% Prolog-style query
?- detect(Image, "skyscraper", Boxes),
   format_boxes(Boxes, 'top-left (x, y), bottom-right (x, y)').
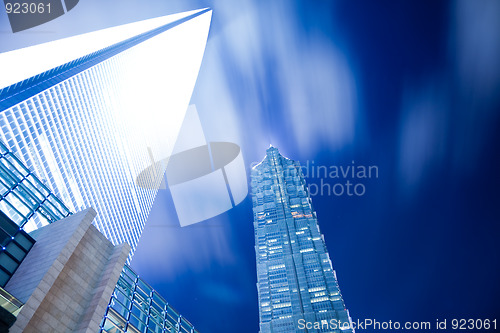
top-left (0, 8), bottom-right (212, 260)
top-left (0, 137), bottom-right (132, 332)
top-left (0, 137), bottom-right (199, 332)
top-left (251, 147), bottom-right (353, 333)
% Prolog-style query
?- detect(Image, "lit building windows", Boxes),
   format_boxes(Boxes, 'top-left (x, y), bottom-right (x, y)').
top-left (251, 147), bottom-right (353, 333)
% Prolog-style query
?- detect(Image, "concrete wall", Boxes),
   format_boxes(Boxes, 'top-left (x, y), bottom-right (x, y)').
top-left (5, 208), bottom-right (130, 333)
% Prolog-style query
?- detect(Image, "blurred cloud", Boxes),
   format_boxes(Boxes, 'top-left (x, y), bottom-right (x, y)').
top-left (452, 0), bottom-right (500, 103)
top-left (192, 1), bottom-right (357, 158)
top-left (397, 0), bottom-right (500, 195)
top-left (398, 79), bottom-right (449, 192)
top-left (448, 0), bottom-right (500, 171)
top-left (265, 2), bottom-right (357, 155)
top-left (134, 228), bottom-right (236, 282)
top-left (192, 0), bottom-right (269, 155)
top-left (131, 191), bottom-right (237, 282)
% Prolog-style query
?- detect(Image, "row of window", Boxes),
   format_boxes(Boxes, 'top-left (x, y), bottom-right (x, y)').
top-left (0, 57), bottom-right (156, 261)
top-left (101, 265), bottom-right (199, 333)
top-left (0, 140), bottom-right (71, 229)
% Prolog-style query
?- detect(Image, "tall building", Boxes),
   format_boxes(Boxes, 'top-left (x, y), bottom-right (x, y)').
top-left (0, 8), bottom-right (212, 261)
top-left (0, 138), bottom-right (131, 332)
top-left (0, 138), bottom-right (199, 332)
top-left (251, 147), bottom-right (353, 333)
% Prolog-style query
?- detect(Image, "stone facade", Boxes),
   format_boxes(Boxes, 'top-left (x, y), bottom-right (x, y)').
top-left (4, 208), bottom-right (130, 333)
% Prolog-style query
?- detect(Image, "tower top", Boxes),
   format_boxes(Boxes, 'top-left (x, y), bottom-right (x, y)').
top-left (266, 145), bottom-right (278, 153)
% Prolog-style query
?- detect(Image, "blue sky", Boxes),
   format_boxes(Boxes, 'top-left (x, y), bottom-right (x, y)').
top-left (134, 1), bottom-right (500, 331)
top-left (2, 1), bottom-right (499, 332)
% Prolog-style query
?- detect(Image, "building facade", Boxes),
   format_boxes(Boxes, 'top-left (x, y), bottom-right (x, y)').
top-left (0, 139), bottom-right (71, 232)
top-left (0, 8), bottom-right (212, 261)
top-left (0, 138), bottom-right (71, 288)
top-left (251, 147), bottom-right (353, 333)
top-left (6, 208), bottom-right (131, 333)
top-left (0, 9), bottom-right (211, 328)
top-left (0, 138), bottom-right (199, 332)
top-left (100, 265), bottom-right (199, 333)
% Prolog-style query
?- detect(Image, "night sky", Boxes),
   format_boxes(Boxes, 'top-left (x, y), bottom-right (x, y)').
top-left (132, 1), bottom-right (500, 332)
top-left (1, 1), bottom-right (499, 332)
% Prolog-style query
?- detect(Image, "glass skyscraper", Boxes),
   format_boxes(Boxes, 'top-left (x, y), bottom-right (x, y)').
top-left (251, 147), bottom-right (353, 333)
top-left (0, 135), bottom-right (199, 332)
top-left (0, 8), bottom-right (212, 261)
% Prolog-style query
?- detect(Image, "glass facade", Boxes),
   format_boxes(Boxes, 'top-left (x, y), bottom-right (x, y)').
top-left (0, 137), bottom-right (70, 287)
top-left (0, 286), bottom-right (22, 331)
top-left (0, 9), bottom-right (212, 262)
top-left (0, 135), bottom-right (198, 332)
top-left (251, 147), bottom-right (353, 333)
top-left (0, 139), bottom-right (71, 230)
top-left (0, 287), bottom-right (22, 317)
top-left (101, 265), bottom-right (199, 333)
top-left (0, 210), bottom-right (36, 287)
top-left (0, 136), bottom-right (68, 327)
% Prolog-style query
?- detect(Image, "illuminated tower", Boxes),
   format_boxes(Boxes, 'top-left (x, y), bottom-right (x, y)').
top-left (251, 146), bottom-right (353, 333)
top-left (0, 8), bottom-right (212, 261)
